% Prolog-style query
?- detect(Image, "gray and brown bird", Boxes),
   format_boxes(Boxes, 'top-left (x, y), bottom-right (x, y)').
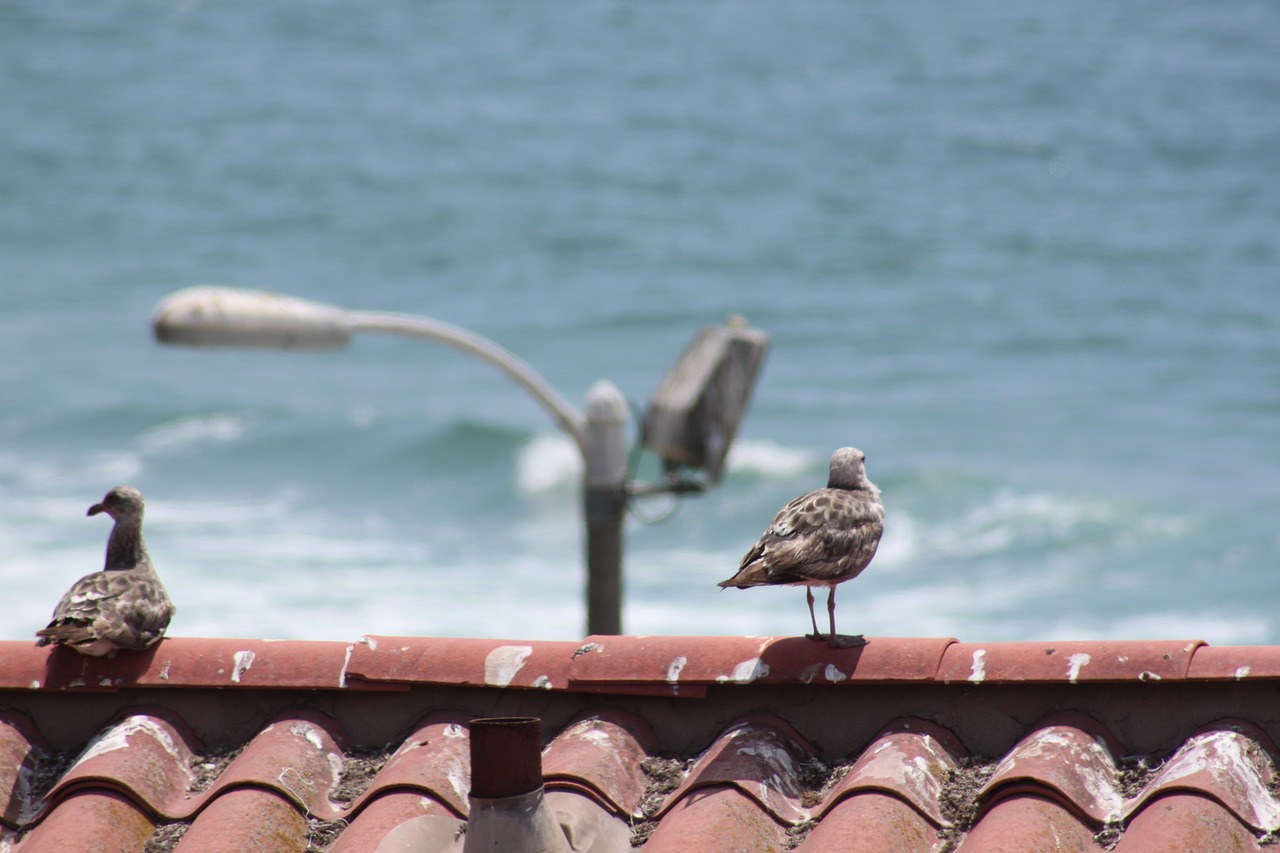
top-left (719, 447), bottom-right (883, 648)
top-left (36, 486), bottom-right (175, 657)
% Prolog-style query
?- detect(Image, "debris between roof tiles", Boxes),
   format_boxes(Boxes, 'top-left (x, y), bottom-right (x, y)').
top-left (630, 757), bottom-right (696, 846)
top-left (938, 757), bottom-right (998, 852)
top-left (329, 747), bottom-right (393, 804)
top-left (5, 635), bottom-right (1280, 851)
top-left (141, 822), bottom-right (187, 853)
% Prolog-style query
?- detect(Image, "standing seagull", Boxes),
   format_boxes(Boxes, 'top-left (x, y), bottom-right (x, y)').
top-left (720, 447), bottom-right (883, 648)
top-left (36, 486), bottom-right (175, 657)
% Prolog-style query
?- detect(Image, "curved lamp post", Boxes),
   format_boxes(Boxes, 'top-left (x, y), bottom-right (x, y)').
top-left (151, 286), bottom-right (629, 635)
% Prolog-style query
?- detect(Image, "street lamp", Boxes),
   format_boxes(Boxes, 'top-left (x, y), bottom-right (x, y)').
top-left (151, 286), bottom-right (767, 636)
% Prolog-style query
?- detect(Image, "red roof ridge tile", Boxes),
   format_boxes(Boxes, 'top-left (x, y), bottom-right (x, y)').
top-left (14, 638), bottom-right (1280, 695)
top-left (568, 635), bottom-right (961, 690)
top-left (347, 635), bottom-right (582, 691)
top-left (1186, 645), bottom-right (1280, 680)
top-left (937, 639), bottom-right (1205, 684)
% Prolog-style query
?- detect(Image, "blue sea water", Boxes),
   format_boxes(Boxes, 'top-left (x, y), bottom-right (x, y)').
top-left (2, 2), bottom-right (1278, 645)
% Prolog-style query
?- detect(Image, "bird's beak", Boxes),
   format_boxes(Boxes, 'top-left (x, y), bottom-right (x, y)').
top-left (87, 503), bottom-right (104, 516)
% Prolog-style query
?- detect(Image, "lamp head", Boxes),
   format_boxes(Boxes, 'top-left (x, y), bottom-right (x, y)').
top-left (151, 286), bottom-right (352, 350)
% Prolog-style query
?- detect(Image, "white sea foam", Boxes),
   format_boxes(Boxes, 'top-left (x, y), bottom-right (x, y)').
top-left (516, 433), bottom-right (581, 493)
top-left (1043, 612), bottom-right (1273, 645)
top-left (882, 490), bottom-right (1134, 566)
top-left (135, 414), bottom-right (245, 455)
top-left (724, 440), bottom-right (819, 478)
top-left (0, 451), bottom-right (142, 492)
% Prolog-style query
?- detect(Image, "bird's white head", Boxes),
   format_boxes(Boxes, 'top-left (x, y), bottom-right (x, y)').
top-left (827, 447), bottom-right (873, 491)
top-left (88, 485), bottom-right (146, 522)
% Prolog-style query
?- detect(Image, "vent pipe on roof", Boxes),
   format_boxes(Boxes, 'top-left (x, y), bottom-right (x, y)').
top-left (463, 717), bottom-right (571, 853)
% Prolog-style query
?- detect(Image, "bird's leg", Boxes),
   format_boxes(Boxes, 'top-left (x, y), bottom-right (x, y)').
top-left (826, 586), bottom-right (866, 649)
top-left (805, 587), bottom-right (825, 642)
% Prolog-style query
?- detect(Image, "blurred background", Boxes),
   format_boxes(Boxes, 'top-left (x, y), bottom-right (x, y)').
top-left (2, 2), bottom-right (1277, 643)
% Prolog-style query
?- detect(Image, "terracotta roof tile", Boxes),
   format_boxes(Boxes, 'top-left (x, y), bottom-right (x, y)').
top-left (641, 785), bottom-right (790, 852)
top-left (797, 791), bottom-right (944, 852)
top-left (175, 787), bottom-right (308, 852)
top-left (41, 709), bottom-right (199, 821)
top-left (570, 634), bottom-right (957, 689)
top-left (1115, 793), bottom-right (1267, 852)
top-left (817, 718), bottom-right (964, 828)
top-left (1186, 645), bottom-right (1280, 680)
top-left (329, 795), bottom-right (460, 853)
top-left (347, 712), bottom-right (472, 818)
top-left (1122, 721), bottom-right (1280, 833)
top-left (0, 711), bottom-right (45, 827)
top-left (937, 640), bottom-right (1203, 684)
top-left (5, 635), bottom-right (1280, 850)
top-left (541, 709), bottom-right (657, 817)
top-left (346, 636), bottom-right (581, 691)
top-left (978, 713), bottom-right (1126, 826)
top-left (952, 793), bottom-right (1106, 852)
top-left (197, 710), bottom-right (346, 821)
top-left (17, 790), bottom-right (156, 853)
top-left (657, 714), bottom-right (816, 825)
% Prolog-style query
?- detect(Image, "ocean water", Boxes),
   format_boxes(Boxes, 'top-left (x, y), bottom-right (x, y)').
top-left (2, 2), bottom-right (1278, 645)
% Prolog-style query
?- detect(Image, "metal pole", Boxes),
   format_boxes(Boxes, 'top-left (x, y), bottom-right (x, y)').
top-left (583, 381), bottom-right (629, 636)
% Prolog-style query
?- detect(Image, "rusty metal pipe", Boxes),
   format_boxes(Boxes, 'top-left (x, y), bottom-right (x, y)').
top-left (469, 716), bottom-right (544, 798)
top-left (464, 717), bottom-right (570, 853)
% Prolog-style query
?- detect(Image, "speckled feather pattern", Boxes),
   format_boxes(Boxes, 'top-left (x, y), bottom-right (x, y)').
top-left (720, 447), bottom-right (884, 590)
top-left (36, 486), bottom-right (175, 656)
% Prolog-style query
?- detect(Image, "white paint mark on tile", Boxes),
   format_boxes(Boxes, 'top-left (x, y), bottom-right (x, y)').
top-left (484, 645), bottom-right (533, 687)
top-left (291, 721), bottom-right (326, 752)
top-left (158, 661), bottom-right (171, 681)
top-left (447, 759), bottom-right (469, 803)
top-left (968, 649), bottom-right (987, 683)
top-left (1154, 730), bottom-right (1280, 831)
top-left (823, 664), bottom-right (847, 683)
top-left (716, 658), bottom-right (769, 683)
top-left (667, 656), bottom-right (688, 684)
top-left (1066, 653), bottom-right (1091, 684)
top-left (339, 644), bottom-right (354, 689)
top-left (531, 674), bottom-right (553, 690)
top-left (73, 717), bottom-right (192, 783)
top-left (1236, 665), bottom-right (1251, 681)
top-left (230, 650), bottom-right (256, 683)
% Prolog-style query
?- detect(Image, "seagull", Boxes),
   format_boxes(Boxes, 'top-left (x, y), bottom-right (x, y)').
top-left (36, 486), bottom-right (175, 657)
top-left (719, 447), bottom-right (884, 648)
